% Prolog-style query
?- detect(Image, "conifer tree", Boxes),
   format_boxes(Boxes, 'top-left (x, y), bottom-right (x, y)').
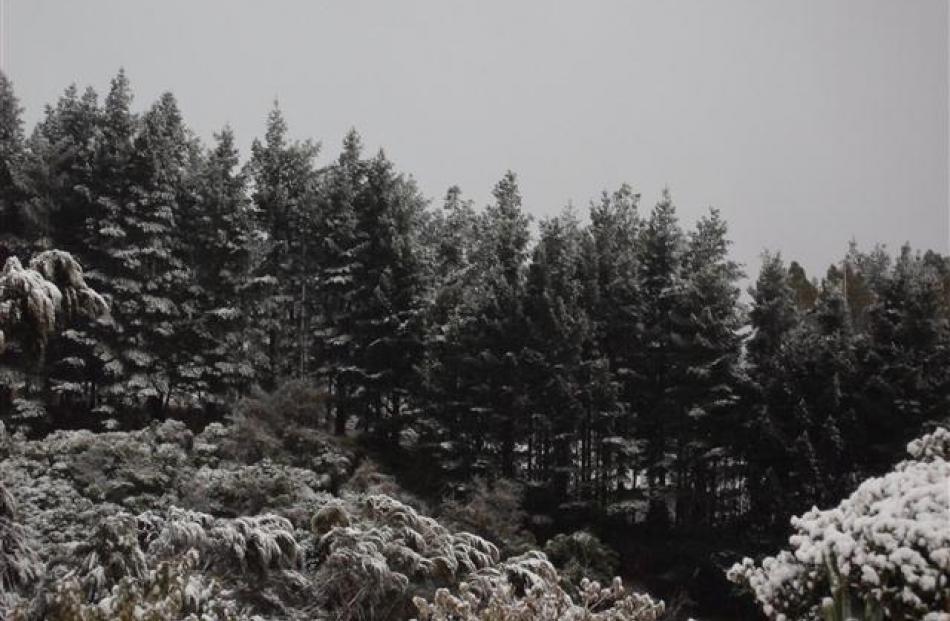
top-left (20, 84), bottom-right (101, 250)
top-left (523, 209), bottom-right (605, 507)
top-left (345, 149), bottom-right (427, 431)
top-left (246, 104), bottom-right (319, 387)
top-left (674, 208), bottom-right (744, 527)
top-left (312, 129), bottom-right (362, 434)
top-left (579, 185), bottom-right (641, 507)
top-left (787, 261), bottom-right (818, 311)
top-left (119, 91), bottom-right (197, 415)
top-left (633, 190), bottom-right (686, 526)
top-left (189, 127), bottom-right (260, 407)
top-left (746, 253), bottom-right (797, 368)
top-left (0, 72), bottom-right (27, 253)
top-left (479, 171), bottom-right (531, 477)
top-left (427, 172), bottom-right (531, 479)
top-left (743, 253), bottom-right (799, 530)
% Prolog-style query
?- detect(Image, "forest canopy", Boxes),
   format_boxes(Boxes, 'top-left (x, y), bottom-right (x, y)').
top-left (1, 69), bottom-right (949, 620)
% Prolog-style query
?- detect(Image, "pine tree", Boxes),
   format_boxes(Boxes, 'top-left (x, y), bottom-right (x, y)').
top-left (747, 253), bottom-right (797, 368)
top-left (428, 172), bottom-right (531, 479)
top-left (858, 245), bottom-right (950, 472)
top-left (119, 91), bottom-right (197, 415)
top-left (480, 172), bottom-right (531, 478)
top-left (579, 185), bottom-right (641, 509)
top-left (312, 129), bottom-right (364, 435)
top-left (674, 208), bottom-right (744, 527)
top-left (414, 185), bottom-right (483, 472)
top-left (0, 71), bottom-right (27, 255)
top-left (344, 149), bottom-right (427, 431)
top-left (523, 208), bottom-right (606, 508)
top-left (743, 253), bottom-right (798, 529)
top-left (20, 84), bottom-right (101, 250)
top-left (246, 103), bottom-right (319, 387)
top-left (188, 126), bottom-right (260, 408)
top-left (633, 189), bottom-right (686, 527)
top-left (787, 261), bottom-right (818, 311)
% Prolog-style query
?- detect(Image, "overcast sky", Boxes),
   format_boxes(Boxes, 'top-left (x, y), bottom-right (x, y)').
top-left (3, 0), bottom-right (948, 280)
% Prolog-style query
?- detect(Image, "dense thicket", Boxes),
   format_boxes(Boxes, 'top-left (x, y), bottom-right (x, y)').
top-left (2, 71), bottom-right (949, 611)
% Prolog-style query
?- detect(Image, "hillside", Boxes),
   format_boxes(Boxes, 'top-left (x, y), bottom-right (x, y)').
top-left (0, 385), bottom-right (665, 620)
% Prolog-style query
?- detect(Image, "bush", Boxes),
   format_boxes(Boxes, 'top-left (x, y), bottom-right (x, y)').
top-left (728, 426), bottom-right (950, 621)
top-left (313, 493), bottom-right (499, 620)
top-left (413, 551), bottom-right (665, 621)
top-left (0, 481), bottom-right (41, 597)
top-left (543, 531), bottom-right (619, 597)
top-left (440, 478), bottom-right (535, 555)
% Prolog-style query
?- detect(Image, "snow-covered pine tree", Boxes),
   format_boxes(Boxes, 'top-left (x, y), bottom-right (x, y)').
top-left (113, 91), bottom-right (200, 416)
top-left (412, 185), bottom-right (485, 472)
top-left (632, 190), bottom-right (687, 527)
top-left (743, 252), bottom-right (800, 530)
top-left (345, 149), bottom-right (427, 431)
top-left (74, 69), bottom-right (138, 423)
top-left (523, 208), bottom-right (606, 507)
top-left (857, 245), bottom-right (950, 473)
top-left (579, 185), bottom-right (641, 509)
top-left (187, 126), bottom-right (261, 409)
top-left (20, 84), bottom-right (101, 251)
top-left (0, 72), bottom-right (28, 255)
top-left (16, 85), bottom-right (111, 421)
top-left (313, 129), bottom-right (364, 434)
top-left (246, 103), bottom-right (320, 388)
top-left (476, 171), bottom-right (531, 478)
top-left (672, 208), bottom-right (744, 527)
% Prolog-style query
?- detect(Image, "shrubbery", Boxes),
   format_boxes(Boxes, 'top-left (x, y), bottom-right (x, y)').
top-left (728, 426), bottom-right (950, 621)
top-left (0, 387), bottom-right (666, 620)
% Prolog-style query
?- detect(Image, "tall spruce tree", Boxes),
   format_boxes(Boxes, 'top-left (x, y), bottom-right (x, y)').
top-left (312, 129), bottom-right (363, 434)
top-left (0, 72), bottom-right (27, 254)
top-left (523, 208), bottom-right (611, 509)
top-left (479, 171), bottom-right (531, 478)
top-left (580, 185), bottom-right (642, 510)
top-left (346, 148), bottom-right (427, 431)
top-left (744, 252), bottom-right (800, 530)
top-left (246, 103), bottom-right (319, 387)
top-left (674, 208), bottom-right (744, 528)
top-left (634, 189), bottom-right (686, 527)
top-left (188, 126), bottom-right (260, 407)
top-left (120, 91), bottom-right (196, 415)
top-left (19, 84), bottom-right (104, 419)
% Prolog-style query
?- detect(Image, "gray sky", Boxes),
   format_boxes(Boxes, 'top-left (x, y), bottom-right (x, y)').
top-left (3, 0), bottom-right (948, 280)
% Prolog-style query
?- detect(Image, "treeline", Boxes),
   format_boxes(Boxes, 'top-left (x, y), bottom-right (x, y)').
top-left (1, 70), bottom-right (948, 537)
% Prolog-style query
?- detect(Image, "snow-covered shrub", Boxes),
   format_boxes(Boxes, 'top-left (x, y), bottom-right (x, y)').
top-left (27, 250), bottom-right (108, 327)
top-left (311, 501), bottom-right (350, 535)
top-left (184, 459), bottom-right (328, 517)
top-left (19, 549), bottom-right (241, 621)
top-left (313, 493), bottom-right (500, 620)
top-left (0, 252), bottom-right (107, 359)
top-left (0, 481), bottom-right (41, 596)
top-left (224, 381), bottom-right (330, 462)
top-left (0, 257), bottom-right (62, 356)
top-left (22, 426), bottom-right (189, 511)
top-left (440, 477), bottom-right (535, 555)
top-left (345, 458), bottom-right (422, 506)
top-left (74, 512), bottom-right (147, 600)
top-left (543, 531), bottom-right (619, 597)
top-left (728, 426), bottom-right (950, 621)
top-left (141, 506), bottom-right (301, 575)
top-left (412, 551), bottom-right (665, 621)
